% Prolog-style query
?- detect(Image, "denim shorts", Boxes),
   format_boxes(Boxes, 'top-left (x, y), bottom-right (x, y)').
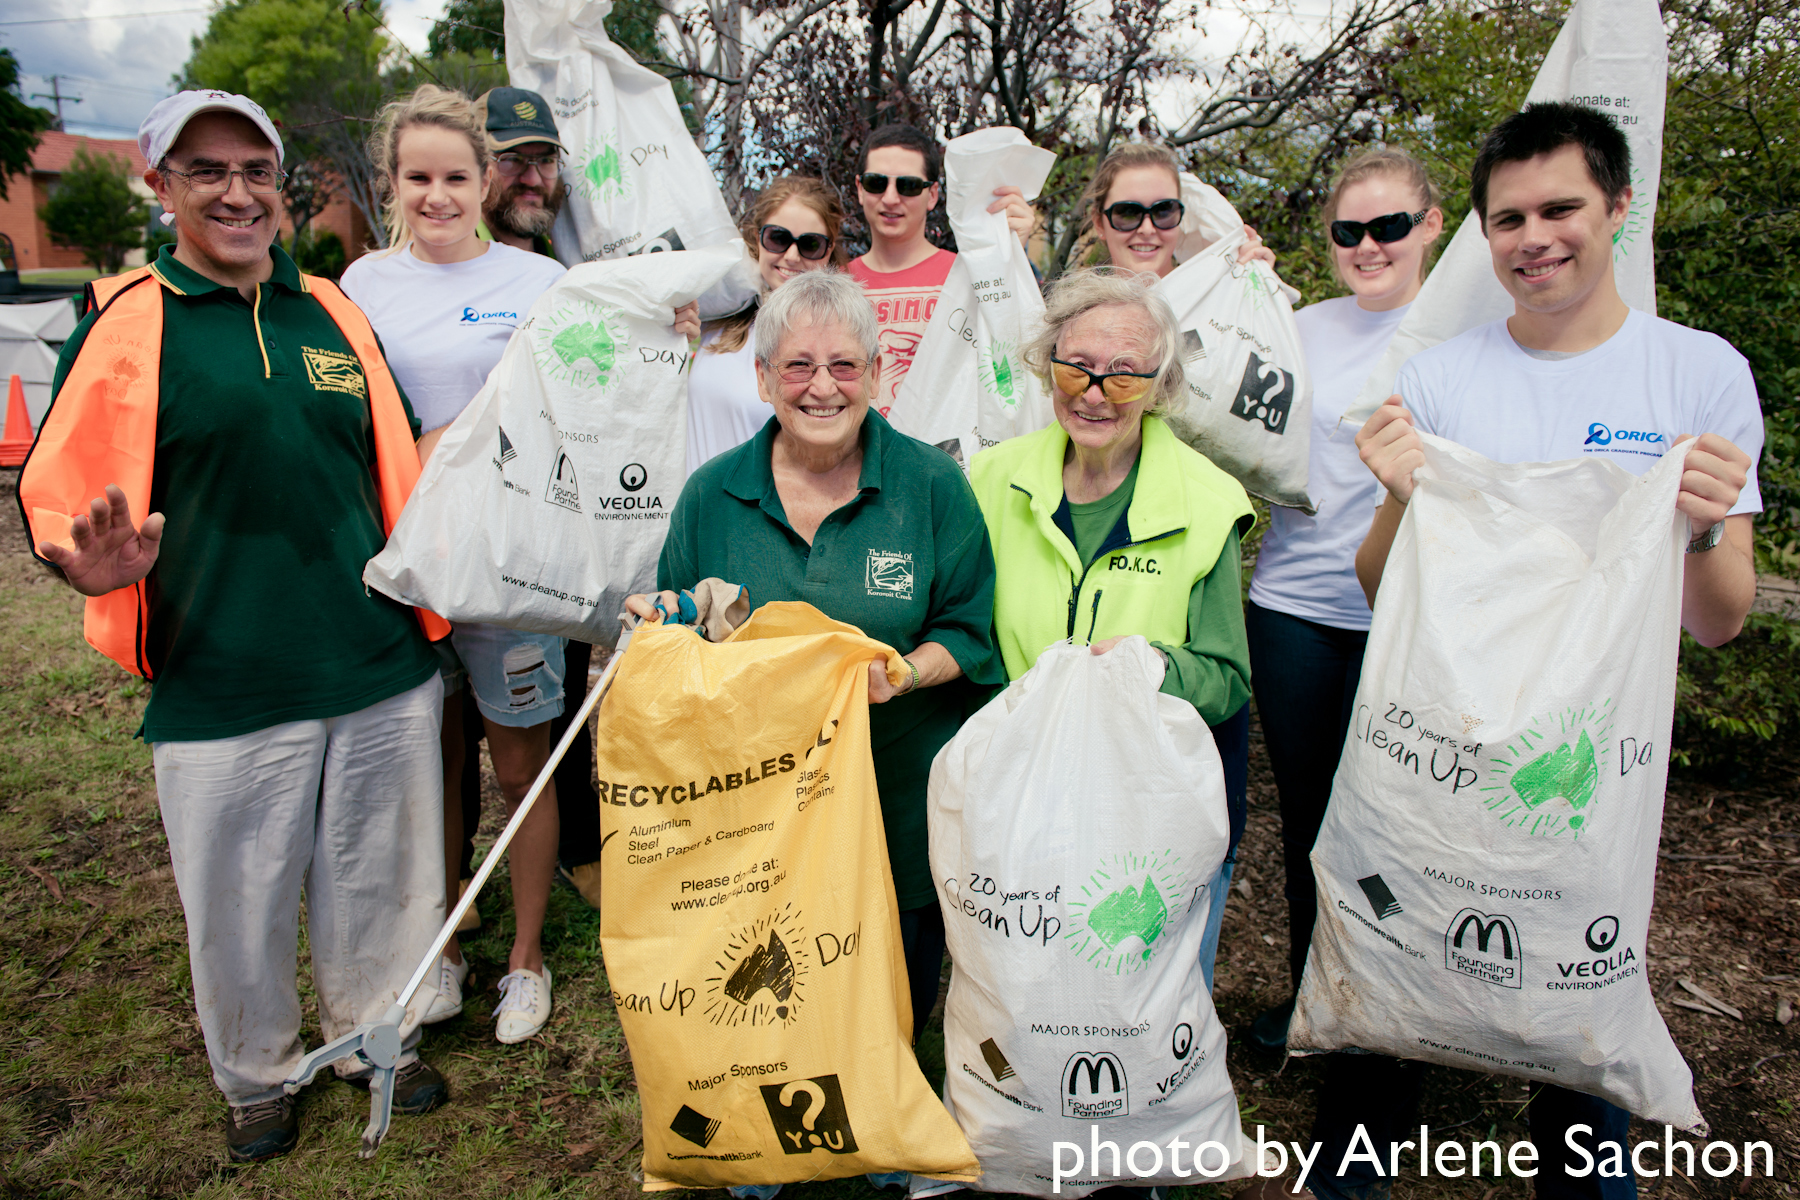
top-left (436, 622), bottom-right (567, 728)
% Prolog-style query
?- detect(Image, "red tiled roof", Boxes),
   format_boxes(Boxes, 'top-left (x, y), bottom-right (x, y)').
top-left (30, 130), bottom-right (148, 177)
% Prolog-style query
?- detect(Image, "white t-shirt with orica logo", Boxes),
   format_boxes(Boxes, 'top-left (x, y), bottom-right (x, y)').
top-left (341, 240), bottom-right (566, 433)
top-left (1398, 308), bottom-right (1764, 516)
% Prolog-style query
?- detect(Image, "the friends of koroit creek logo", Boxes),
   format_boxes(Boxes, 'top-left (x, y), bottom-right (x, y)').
top-left (760, 1074), bottom-right (859, 1155)
top-left (533, 300), bottom-right (631, 391)
top-left (703, 905), bottom-right (810, 1028)
top-left (1444, 907), bottom-right (1523, 989)
top-left (1477, 701), bottom-right (1618, 839)
top-left (1063, 851), bottom-right (1194, 973)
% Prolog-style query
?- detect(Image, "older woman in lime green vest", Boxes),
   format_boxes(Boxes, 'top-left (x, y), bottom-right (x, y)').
top-left (968, 266), bottom-right (1254, 987)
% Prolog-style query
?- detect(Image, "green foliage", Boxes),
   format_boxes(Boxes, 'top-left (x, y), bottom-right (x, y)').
top-left (0, 48), bottom-right (55, 202)
top-left (1673, 614), bottom-right (1800, 770)
top-left (291, 228), bottom-right (347, 279)
top-left (179, 0), bottom-right (387, 113)
top-left (428, 0), bottom-right (502, 60)
top-left (38, 148), bottom-right (149, 274)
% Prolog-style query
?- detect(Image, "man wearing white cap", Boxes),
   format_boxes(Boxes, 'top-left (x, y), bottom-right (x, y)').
top-left (19, 90), bottom-right (453, 1161)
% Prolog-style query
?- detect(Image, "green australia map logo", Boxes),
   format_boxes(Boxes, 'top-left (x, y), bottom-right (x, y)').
top-left (979, 341), bottom-right (1021, 407)
top-left (532, 300), bottom-right (631, 391)
top-left (1478, 701), bottom-right (1615, 839)
top-left (572, 133), bottom-right (632, 203)
top-left (1063, 851), bottom-right (1191, 974)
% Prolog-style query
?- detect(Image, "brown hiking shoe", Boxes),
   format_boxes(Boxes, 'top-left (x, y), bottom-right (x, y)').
top-left (226, 1093), bottom-right (298, 1162)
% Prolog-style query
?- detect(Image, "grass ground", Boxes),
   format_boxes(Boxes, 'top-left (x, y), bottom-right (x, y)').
top-left (0, 468), bottom-right (1795, 1198)
top-left (18, 269), bottom-right (101, 286)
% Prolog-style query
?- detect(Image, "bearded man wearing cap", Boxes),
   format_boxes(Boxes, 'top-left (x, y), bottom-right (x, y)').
top-left (18, 90), bottom-right (454, 1161)
top-left (479, 86), bottom-right (567, 255)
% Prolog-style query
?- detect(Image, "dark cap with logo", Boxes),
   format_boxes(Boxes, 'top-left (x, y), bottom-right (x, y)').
top-left (480, 87), bottom-right (565, 153)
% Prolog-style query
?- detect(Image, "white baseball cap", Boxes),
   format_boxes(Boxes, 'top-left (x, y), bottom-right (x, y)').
top-left (139, 90), bottom-right (285, 169)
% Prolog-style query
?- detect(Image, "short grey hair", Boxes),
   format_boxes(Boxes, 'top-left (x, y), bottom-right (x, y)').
top-left (1024, 267), bottom-right (1186, 417)
top-left (754, 270), bottom-right (880, 366)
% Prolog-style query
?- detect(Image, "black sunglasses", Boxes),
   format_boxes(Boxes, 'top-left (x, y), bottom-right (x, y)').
top-left (1102, 198), bottom-right (1185, 233)
top-left (858, 172), bottom-right (932, 197)
top-left (1330, 209), bottom-right (1428, 248)
top-left (759, 224), bottom-right (833, 260)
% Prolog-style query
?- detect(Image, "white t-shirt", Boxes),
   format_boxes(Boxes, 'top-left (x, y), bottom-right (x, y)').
top-left (686, 321), bottom-right (769, 475)
top-left (340, 241), bottom-right (565, 433)
top-left (1399, 309), bottom-right (1763, 516)
top-left (1248, 296), bottom-right (1407, 631)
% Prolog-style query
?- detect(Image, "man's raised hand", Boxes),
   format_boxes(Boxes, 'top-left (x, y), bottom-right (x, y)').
top-left (37, 484), bottom-right (165, 597)
top-left (1356, 395), bottom-right (1425, 503)
top-left (1672, 433), bottom-right (1751, 529)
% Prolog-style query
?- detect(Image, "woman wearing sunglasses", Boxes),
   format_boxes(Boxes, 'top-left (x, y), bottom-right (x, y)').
top-left (970, 266), bottom-right (1254, 983)
top-left (1083, 141), bottom-right (1275, 276)
top-left (1239, 149), bottom-right (1444, 1078)
top-left (686, 176), bottom-right (848, 474)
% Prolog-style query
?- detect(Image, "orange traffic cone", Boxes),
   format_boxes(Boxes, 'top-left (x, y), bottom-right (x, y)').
top-left (0, 374), bottom-right (32, 467)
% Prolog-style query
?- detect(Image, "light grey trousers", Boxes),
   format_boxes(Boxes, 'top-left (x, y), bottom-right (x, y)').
top-left (153, 673), bottom-right (446, 1104)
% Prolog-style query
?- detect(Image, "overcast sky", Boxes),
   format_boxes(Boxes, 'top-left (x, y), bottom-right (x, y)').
top-left (2, 0), bottom-right (1333, 144)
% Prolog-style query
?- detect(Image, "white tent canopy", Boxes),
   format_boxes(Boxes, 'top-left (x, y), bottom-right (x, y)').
top-left (0, 298), bottom-right (80, 428)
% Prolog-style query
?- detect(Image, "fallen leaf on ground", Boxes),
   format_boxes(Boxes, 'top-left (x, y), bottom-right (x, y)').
top-left (23, 863), bottom-right (64, 902)
top-left (1677, 977), bottom-right (1744, 1020)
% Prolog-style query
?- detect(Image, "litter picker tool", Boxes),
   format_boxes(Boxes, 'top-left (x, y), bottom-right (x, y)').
top-left (280, 622), bottom-right (638, 1156)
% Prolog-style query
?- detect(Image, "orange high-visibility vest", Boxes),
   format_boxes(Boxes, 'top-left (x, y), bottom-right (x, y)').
top-left (18, 264), bottom-right (449, 679)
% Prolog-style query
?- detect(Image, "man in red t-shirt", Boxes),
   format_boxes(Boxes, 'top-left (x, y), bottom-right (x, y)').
top-left (847, 124), bottom-right (1032, 416)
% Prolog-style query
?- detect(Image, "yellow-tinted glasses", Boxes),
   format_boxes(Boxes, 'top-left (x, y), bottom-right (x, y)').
top-left (1051, 357), bottom-right (1158, 404)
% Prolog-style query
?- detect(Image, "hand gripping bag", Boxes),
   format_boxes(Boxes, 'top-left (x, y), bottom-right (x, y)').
top-left (505, 0), bottom-right (758, 318)
top-left (1343, 0), bottom-right (1667, 425)
top-left (594, 603), bottom-right (981, 1190)
top-left (364, 243), bottom-right (744, 646)
top-left (1154, 177), bottom-right (1314, 511)
top-left (888, 128), bottom-right (1057, 465)
top-left (929, 639), bottom-right (1253, 1195)
top-left (1288, 435), bottom-right (1705, 1134)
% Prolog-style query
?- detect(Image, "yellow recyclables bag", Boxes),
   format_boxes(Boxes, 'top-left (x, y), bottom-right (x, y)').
top-left (596, 602), bottom-right (982, 1191)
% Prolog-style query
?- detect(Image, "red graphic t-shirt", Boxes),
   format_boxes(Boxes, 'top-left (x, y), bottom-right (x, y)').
top-left (847, 248), bottom-right (956, 418)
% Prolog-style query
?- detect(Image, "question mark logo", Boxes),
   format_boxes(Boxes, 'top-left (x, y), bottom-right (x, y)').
top-left (760, 1074), bottom-right (860, 1155)
top-left (1228, 352), bottom-right (1294, 435)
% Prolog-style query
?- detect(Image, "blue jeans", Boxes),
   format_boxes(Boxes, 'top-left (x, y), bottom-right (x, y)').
top-left (1197, 703), bottom-right (1248, 991)
top-left (1244, 602), bottom-right (1366, 991)
top-left (1307, 1055), bottom-right (1635, 1200)
top-left (1197, 854), bottom-right (1233, 991)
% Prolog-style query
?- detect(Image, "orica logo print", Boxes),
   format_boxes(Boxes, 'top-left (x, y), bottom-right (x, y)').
top-left (760, 1074), bottom-right (859, 1155)
top-left (1583, 423), bottom-right (1665, 449)
top-left (460, 306), bottom-right (521, 325)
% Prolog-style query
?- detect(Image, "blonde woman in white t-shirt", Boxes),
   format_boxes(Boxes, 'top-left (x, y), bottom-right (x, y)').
top-left (341, 86), bottom-right (699, 1052)
top-left (1241, 150), bottom-right (1444, 1068)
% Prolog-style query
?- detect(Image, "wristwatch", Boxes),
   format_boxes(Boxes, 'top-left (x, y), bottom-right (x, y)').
top-left (1686, 520), bottom-right (1725, 554)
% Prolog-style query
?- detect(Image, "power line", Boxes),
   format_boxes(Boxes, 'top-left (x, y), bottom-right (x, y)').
top-left (0, 8), bottom-right (208, 26)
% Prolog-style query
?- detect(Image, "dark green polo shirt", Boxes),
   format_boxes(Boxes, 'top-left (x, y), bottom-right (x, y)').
top-left (52, 244), bottom-right (438, 742)
top-left (658, 410), bottom-right (1000, 910)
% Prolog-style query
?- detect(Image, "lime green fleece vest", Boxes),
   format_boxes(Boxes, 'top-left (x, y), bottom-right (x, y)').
top-left (970, 416), bottom-right (1254, 680)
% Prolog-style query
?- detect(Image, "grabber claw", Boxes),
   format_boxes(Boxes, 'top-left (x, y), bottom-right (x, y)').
top-left (282, 1000), bottom-right (407, 1156)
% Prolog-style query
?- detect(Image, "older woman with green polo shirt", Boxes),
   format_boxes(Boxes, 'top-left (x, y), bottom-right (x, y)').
top-left (629, 268), bottom-right (998, 1053)
top-left (968, 266), bottom-right (1254, 989)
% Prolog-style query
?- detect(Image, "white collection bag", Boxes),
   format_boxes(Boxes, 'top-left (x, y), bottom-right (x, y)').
top-left (1155, 177), bottom-right (1315, 511)
top-left (1288, 434), bottom-right (1705, 1133)
top-left (1344, 0), bottom-right (1667, 424)
top-left (888, 128), bottom-right (1057, 466)
top-left (929, 640), bottom-right (1252, 1196)
top-left (505, 0), bottom-right (757, 318)
top-left (364, 243), bottom-right (745, 646)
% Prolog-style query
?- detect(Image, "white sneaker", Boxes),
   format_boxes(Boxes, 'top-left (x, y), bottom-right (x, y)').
top-left (422, 956), bottom-right (468, 1025)
top-left (494, 966), bottom-right (553, 1043)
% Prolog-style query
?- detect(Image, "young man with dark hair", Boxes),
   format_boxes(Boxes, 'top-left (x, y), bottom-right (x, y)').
top-left (848, 122), bottom-right (1034, 416)
top-left (1288, 99), bottom-right (1759, 1200)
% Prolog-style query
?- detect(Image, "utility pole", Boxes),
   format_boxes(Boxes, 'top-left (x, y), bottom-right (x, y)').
top-left (30, 76), bottom-right (83, 132)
